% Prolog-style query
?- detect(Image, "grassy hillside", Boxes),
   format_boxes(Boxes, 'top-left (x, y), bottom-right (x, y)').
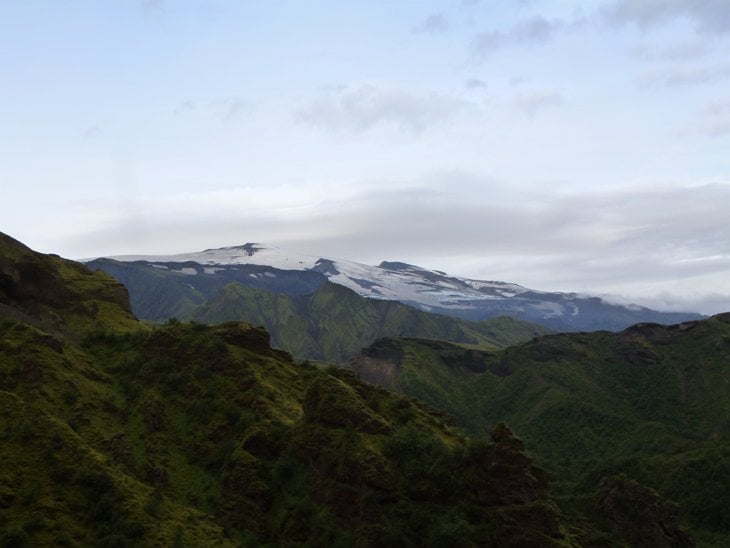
top-left (191, 281), bottom-right (550, 362)
top-left (348, 317), bottom-right (730, 544)
top-left (1, 232), bottom-right (578, 546)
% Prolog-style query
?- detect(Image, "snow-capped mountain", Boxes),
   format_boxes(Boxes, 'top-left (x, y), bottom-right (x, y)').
top-left (107, 243), bottom-right (530, 307)
top-left (96, 243), bottom-right (704, 331)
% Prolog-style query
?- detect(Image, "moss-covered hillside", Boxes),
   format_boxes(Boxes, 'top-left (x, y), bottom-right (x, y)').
top-left (191, 281), bottom-right (549, 362)
top-left (0, 231), bottom-right (576, 546)
top-left (348, 318), bottom-right (730, 545)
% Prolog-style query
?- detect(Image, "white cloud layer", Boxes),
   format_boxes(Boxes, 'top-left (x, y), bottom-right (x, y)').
top-left (296, 83), bottom-right (471, 133)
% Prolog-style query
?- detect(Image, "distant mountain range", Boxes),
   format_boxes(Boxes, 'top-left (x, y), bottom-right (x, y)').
top-left (89, 242), bottom-right (704, 332)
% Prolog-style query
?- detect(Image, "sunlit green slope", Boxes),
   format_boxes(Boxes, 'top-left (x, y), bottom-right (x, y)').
top-left (192, 281), bottom-right (550, 362)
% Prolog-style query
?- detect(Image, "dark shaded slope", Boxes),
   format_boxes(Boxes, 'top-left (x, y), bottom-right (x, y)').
top-left (0, 233), bottom-right (138, 334)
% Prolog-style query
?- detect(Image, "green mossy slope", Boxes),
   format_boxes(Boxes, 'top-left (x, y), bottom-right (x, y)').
top-left (348, 317), bottom-right (730, 544)
top-left (0, 232), bottom-right (573, 546)
top-left (191, 281), bottom-right (549, 362)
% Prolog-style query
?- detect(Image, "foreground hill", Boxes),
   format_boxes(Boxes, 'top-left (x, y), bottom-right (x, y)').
top-left (0, 231), bottom-right (578, 545)
top-left (1, 234), bottom-right (138, 335)
top-left (348, 317), bottom-right (730, 544)
top-left (89, 242), bottom-right (704, 332)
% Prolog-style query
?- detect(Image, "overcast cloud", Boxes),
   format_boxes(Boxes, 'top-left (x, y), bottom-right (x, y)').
top-left (1, 1), bottom-right (729, 316)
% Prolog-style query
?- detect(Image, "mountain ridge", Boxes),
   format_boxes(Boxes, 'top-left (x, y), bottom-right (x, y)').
top-left (91, 242), bottom-right (705, 332)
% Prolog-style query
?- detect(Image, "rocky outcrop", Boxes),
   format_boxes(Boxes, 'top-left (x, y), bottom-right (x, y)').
top-left (212, 321), bottom-right (292, 361)
top-left (303, 374), bottom-right (393, 434)
top-left (467, 423), bottom-right (549, 508)
top-left (597, 475), bottom-right (694, 547)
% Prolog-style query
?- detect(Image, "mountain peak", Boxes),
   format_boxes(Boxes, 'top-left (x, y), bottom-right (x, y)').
top-left (230, 242), bottom-right (264, 256)
top-left (378, 260), bottom-right (421, 271)
top-left (202, 242), bottom-right (265, 255)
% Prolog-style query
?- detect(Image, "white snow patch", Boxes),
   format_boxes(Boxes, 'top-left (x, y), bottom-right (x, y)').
top-left (535, 302), bottom-right (564, 318)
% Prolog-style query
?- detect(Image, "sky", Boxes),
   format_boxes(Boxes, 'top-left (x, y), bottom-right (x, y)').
top-left (1, 0), bottom-right (729, 314)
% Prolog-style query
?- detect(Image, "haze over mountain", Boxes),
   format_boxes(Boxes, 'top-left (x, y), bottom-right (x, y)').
top-left (90, 242), bottom-right (704, 335)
